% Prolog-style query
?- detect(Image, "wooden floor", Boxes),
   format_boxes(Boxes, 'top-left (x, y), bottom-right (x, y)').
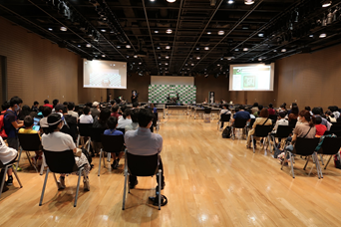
top-left (1, 114), bottom-right (341, 227)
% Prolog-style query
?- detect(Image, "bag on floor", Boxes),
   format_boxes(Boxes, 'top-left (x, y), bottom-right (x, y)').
top-left (274, 147), bottom-right (283, 159)
top-left (334, 151), bottom-right (341, 169)
top-left (81, 147), bottom-right (93, 170)
top-left (222, 126), bottom-right (231, 138)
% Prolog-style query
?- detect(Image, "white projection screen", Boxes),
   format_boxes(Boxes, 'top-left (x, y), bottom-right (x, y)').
top-left (83, 59), bottom-right (127, 89)
top-left (229, 63), bottom-right (275, 91)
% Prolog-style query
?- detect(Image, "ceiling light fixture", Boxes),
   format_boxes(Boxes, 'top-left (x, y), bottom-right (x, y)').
top-left (154, 30), bottom-right (159, 33)
top-left (165, 46), bottom-right (171, 49)
top-left (48, 28), bottom-right (53, 31)
top-left (165, 56), bottom-right (169, 59)
top-left (126, 56), bottom-right (129, 58)
top-left (139, 62), bottom-right (142, 65)
top-left (281, 49), bottom-right (287, 52)
top-left (218, 30), bottom-right (225, 35)
top-left (167, 0), bottom-right (177, 3)
top-left (258, 58), bottom-right (262, 61)
top-left (204, 47), bottom-right (209, 50)
top-left (117, 45), bottom-right (121, 48)
top-left (217, 64), bottom-right (221, 66)
top-left (101, 29), bottom-right (106, 32)
top-left (78, 45), bottom-right (81, 47)
top-left (134, 55), bottom-right (138, 58)
top-left (309, 34), bottom-right (314, 38)
top-left (157, 46), bottom-right (161, 49)
top-left (319, 33), bottom-right (327, 38)
top-left (207, 31), bottom-right (212, 35)
top-left (196, 56), bottom-right (201, 60)
top-left (196, 47), bottom-right (200, 50)
top-left (228, 0), bottom-right (235, 4)
top-left (102, 55), bottom-right (106, 57)
top-left (86, 44), bottom-right (91, 48)
top-left (191, 63), bottom-right (194, 66)
top-left (60, 27), bottom-right (67, 31)
top-left (166, 29), bottom-right (173, 34)
top-left (322, 1), bottom-right (332, 7)
top-left (126, 45), bottom-right (131, 48)
top-left (235, 48), bottom-right (239, 52)
top-left (243, 48), bottom-right (249, 51)
top-left (165, 63), bottom-right (168, 65)
top-left (258, 33), bottom-right (264, 37)
top-left (244, 0), bottom-right (255, 5)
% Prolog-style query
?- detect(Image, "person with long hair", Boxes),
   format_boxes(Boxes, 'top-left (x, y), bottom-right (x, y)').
top-left (246, 108), bottom-right (272, 148)
top-left (41, 114), bottom-right (90, 191)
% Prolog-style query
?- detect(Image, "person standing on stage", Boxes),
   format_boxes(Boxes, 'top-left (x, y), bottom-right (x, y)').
top-left (131, 90), bottom-right (138, 104)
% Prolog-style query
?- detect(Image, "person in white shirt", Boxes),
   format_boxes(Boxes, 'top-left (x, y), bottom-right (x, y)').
top-left (79, 107), bottom-right (93, 124)
top-left (41, 114), bottom-right (90, 191)
top-left (117, 109), bottom-right (132, 129)
top-left (272, 112), bottom-right (289, 133)
top-left (125, 109), bottom-right (139, 132)
top-left (0, 136), bottom-right (18, 192)
top-left (67, 102), bottom-right (79, 121)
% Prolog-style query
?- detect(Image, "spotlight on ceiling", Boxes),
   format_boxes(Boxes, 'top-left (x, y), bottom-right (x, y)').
top-left (228, 0), bottom-right (235, 4)
top-left (60, 26), bottom-right (67, 31)
top-left (244, 0), bottom-right (255, 5)
top-left (126, 56), bottom-right (129, 58)
top-left (167, 0), bottom-right (177, 2)
top-left (77, 45), bottom-right (81, 47)
top-left (258, 32), bottom-right (264, 37)
top-left (319, 33), bottom-right (327, 38)
top-left (204, 47), bottom-right (209, 50)
top-left (134, 55), bottom-right (138, 58)
top-left (243, 48), bottom-right (249, 51)
top-left (126, 45), bottom-right (131, 48)
top-left (117, 45), bottom-right (121, 48)
top-left (207, 31), bottom-right (212, 35)
top-left (235, 48), bottom-right (239, 52)
top-left (273, 50), bottom-right (277, 52)
top-left (101, 29), bottom-right (106, 32)
top-left (102, 55), bottom-right (106, 57)
top-left (165, 56), bottom-right (169, 59)
top-left (86, 44), bottom-right (92, 48)
top-left (165, 63), bottom-right (169, 65)
top-left (165, 46), bottom-right (171, 49)
top-left (258, 58), bottom-right (262, 61)
top-left (166, 29), bottom-right (173, 34)
top-left (322, 1), bottom-right (332, 7)
top-left (281, 49), bottom-right (287, 52)
top-left (309, 34), bottom-right (314, 38)
top-left (217, 64), bottom-right (221, 66)
top-left (139, 62), bottom-right (142, 65)
top-left (191, 63), bottom-right (194, 66)
top-left (157, 46), bottom-right (161, 49)
top-left (196, 56), bottom-right (201, 60)
top-left (218, 30), bottom-right (225, 35)
top-left (154, 30), bottom-right (159, 33)
top-left (48, 28), bottom-right (53, 31)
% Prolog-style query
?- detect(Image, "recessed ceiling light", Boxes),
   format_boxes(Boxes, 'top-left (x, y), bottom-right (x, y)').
top-left (101, 29), bottom-right (106, 32)
top-left (217, 64), bottom-right (220, 66)
top-left (158, 56), bottom-right (161, 59)
top-left (126, 45), bottom-right (131, 48)
top-left (165, 63), bottom-right (168, 65)
top-left (196, 56), bottom-right (201, 60)
top-left (48, 28), bottom-right (53, 31)
top-left (228, 0), bottom-right (234, 4)
top-left (322, 1), bottom-right (332, 7)
top-left (126, 56), bottom-right (130, 58)
top-left (102, 55), bottom-right (106, 57)
top-left (281, 49), bottom-right (287, 52)
top-left (60, 27), bottom-right (67, 31)
top-left (166, 29), bottom-right (173, 34)
top-left (167, 0), bottom-right (176, 2)
top-left (86, 44), bottom-right (91, 48)
top-left (159, 63), bottom-right (162, 65)
top-left (117, 45), bottom-right (121, 48)
top-left (207, 31), bottom-right (212, 35)
top-left (191, 63), bottom-right (194, 66)
top-left (157, 46), bottom-right (161, 49)
top-left (139, 62), bottom-right (142, 65)
top-left (309, 34), bottom-right (314, 38)
top-left (196, 47), bottom-right (200, 50)
top-left (258, 58), bottom-right (262, 61)
top-left (204, 47), bottom-right (209, 50)
top-left (77, 45), bottom-right (81, 47)
top-left (218, 30), bottom-right (225, 35)
top-left (243, 48), bottom-right (249, 51)
top-left (258, 33), bottom-right (264, 37)
top-left (319, 33), bottom-right (327, 38)
top-left (165, 56), bottom-right (169, 59)
top-left (110, 30), bottom-right (115, 33)
top-left (150, 0), bottom-right (155, 2)
top-left (154, 30), bottom-right (159, 33)
top-left (134, 55), bottom-right (138, 58)
top-left (244, 0), bottom-right (254, 5)
top-left (185, 64), bottom-right (188, 66)
top-left (273, 50), bottom-right (277, 52)
top-left (235, 48), bottom-right (239, 51)
top-left (165, 46), bottom-right (171, 49)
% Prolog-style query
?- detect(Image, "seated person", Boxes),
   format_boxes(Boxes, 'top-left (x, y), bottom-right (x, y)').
top-left (41, 114), bottom-right (90, 191)
top-left (79, 107), bottom-right (93, 124)
top-left (246, 109), bottom-right (272, 148)
top-left (251, 103), bottom-right (259, 116)
top-left (219, 104), bottom-right (231, 129)
top-left (315, 116), bottom-right (327, 137)
top-left (92, 108), bottom-right (111, 156)
top-left (111, 106), bottom-right (120, 119)
top-left (272, 111), bottom-right (289, 134)
top-left (117, 109), bottom-right (132, 130)
top-left (325, 111), bottom-right (337, 123)
top-left (39, 106), bottom-right (52, 131)
top-left (125, 109), bottom-right (165, 194)
top-left (125, 109), bottom-right (139, 132)
top-left (104, 117), bottom-right (124, 169)
top-left (231, 105), bottom-right (250, 134)
top-left (0, 136), bottom-right (18, 192)
top-left (18, 116), bottom-right (42, 165)
top-left (268, 103), bottom-right (276, 115)
top-left (31, 101), bottom-right (39, 112)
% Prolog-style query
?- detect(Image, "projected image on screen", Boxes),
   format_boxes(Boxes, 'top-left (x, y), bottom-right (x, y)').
top-left (83, 59), bottom-right (127, 89)
top-left (229, 63), bottom-right (274, 91)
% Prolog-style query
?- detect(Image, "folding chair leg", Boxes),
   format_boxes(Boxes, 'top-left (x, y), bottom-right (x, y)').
top-left (289, 152), bottom-right (295, 178)
top-left (251, 135), bottom-right (255, 153)
top-left (303, 156), bottom-right (310, 170)
top-left (0, 166), bottom-right (8, 198)
top-left (324, 156), bottom-right (333, 170)
top-left (267, 136), bottom-right (271, 151)
top-left (39, 168), bottom-right (49, 206)
top-left (74, 168), bottom-right (83, 207)
top-left (158, 169), bottom-right (162, 210)
top-left (98, 149), bottom-right (103, 176)
top-left (271, 136), bottom-right (275, 153)
top-left (231, 127), bottom-right (234, 140)
top-left (122, 172), bottom-right (128, 210)
top-left (314, 153), bottom-right (323, 179)
top-left (107, 152), bottom-right (111, 162)
top-left (17, 147), bottom-right (23, 171)
top-left (77, 134), bottom-right (80, 147)
top-left (12, 165), bottom-right (22, 188)
top-left (40, 154), bottom-right (46, 175)
top-left (87, 138), bottom-right (91, 154)
top-left (52, 173), bottom-right (59, 188)
top-left (281, 150), bottom-right (288, 170)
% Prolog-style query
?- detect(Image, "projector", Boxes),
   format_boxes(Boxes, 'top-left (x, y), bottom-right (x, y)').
top-left (136, 50), bottom-right (147, 57)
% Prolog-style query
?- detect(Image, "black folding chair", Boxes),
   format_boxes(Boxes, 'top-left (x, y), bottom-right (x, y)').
top-left (269, 114), bottom-right (278, 125)
top-left (116, 128), bottom-right (126, 134)
top-left (251, 125), bottom-right (272, 153)
top-left (217, 114), bottom-right (231, 130)
top-left (0, 158), bottom-right (23, 198)
top-left (98, 134), bottom-right (125, 176)
top-left (231, 118), bottom-right (248, 140)
top-left (289, 119), bottom-right (298, 129)
top-left (122, 152), bottom-right (162, 210)
top-left (39, 150), bottom-right (87, 207)
top-left (330, 123), bottom-right (341, 131)
top-left (315, 137), bottom-right (341, 171)
top-left (77, 123), bottom-right (93, 150)
top-left (18, 133), bottom-right (41, 172)
top-left (324, 130), bottom-right (341, 137)
top-left (270, 126), bottom-right (293, 152)
top-left (246, 118), bottom-right (256, 135)
top-left (281, 138), bottom-right (320, 179)
top-left (203, 108), bottom-right (212, 122)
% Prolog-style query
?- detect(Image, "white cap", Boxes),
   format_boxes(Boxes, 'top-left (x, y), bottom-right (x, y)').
top-left (92, 101), bottom-right (99, 107)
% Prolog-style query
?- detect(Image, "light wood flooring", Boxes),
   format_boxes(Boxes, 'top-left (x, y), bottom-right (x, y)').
top-left (1, 114), bottom-right (341, 227)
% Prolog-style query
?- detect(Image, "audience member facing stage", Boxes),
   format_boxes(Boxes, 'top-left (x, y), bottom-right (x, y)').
top-left (0, 136), bottom-right (18, 193)
top-left (246, 108), bottom-right (273, 148)
top-left (43, 99), bottom-right (53, 109)
top-left (288, 105), bottom-right (299, 123)
top-left (67, 102), bottom-right (79, 121)
top-left (125, 109), bottom-right (139, 131)
top-left (92, 108), bottom-right (111, 156)
top-left (41, 113), bottom-right (90, 191)
top-left (219, 105), bottom-right (231, 129)
top-left (104, 116), bottom-right (124, 169)
top-left (312, 107), bottom-right (331, 131)
top-left (117, 109), bottom-right (132, 129)
top-left (315, 116), bottom-right (327, 137)
top-left (79, 107), bottom-right (93, 124)
top-left (251, 103), bottom-right (259, 116)
top-left (111, 106), bottom-right (120, 119)
top-left (271, 111), bottom-right (288, 134)
top-left (268, 103), bottom-right (276, 115)
top-left (124, 108), bottom-right (165, 192)
top-left (39, 106), bottom-right (52, 130)
top-left (328, 106), bottom-right (340, 119)
top-left (31, 101), bottom-right (39, 112)
top-left (325, 111), bottom-right (336, 123)
top-left (91, 101), bottom-right (101, 119)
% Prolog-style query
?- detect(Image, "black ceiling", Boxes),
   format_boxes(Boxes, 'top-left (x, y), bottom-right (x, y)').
top-left (1, 0), bottom-right (341, 76)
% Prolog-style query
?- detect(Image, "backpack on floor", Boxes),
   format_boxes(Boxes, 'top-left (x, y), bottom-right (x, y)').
top-left (81, 146), bottom-right (93, 170)
top-left (334, 151), bottom-right (341, 169)
top-left (222, 126), bottom-right (231, 138)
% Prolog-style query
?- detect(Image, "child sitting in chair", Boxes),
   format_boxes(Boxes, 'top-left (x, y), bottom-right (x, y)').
top-left (104, 116), bottom-right (124, 169)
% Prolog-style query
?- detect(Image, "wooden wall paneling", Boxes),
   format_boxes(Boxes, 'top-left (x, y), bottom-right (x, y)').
top-left (195, 75), bottom-right (229, 103)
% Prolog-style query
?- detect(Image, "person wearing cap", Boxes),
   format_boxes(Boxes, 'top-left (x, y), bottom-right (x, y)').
top-left (41, 113), bottom-right (90, 191)
top-left (91, 101), bottom-right (100, 119)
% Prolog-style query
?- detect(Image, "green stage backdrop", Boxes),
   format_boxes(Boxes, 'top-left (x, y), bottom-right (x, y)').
top-left (148, 84), bottom-right (196, 104)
